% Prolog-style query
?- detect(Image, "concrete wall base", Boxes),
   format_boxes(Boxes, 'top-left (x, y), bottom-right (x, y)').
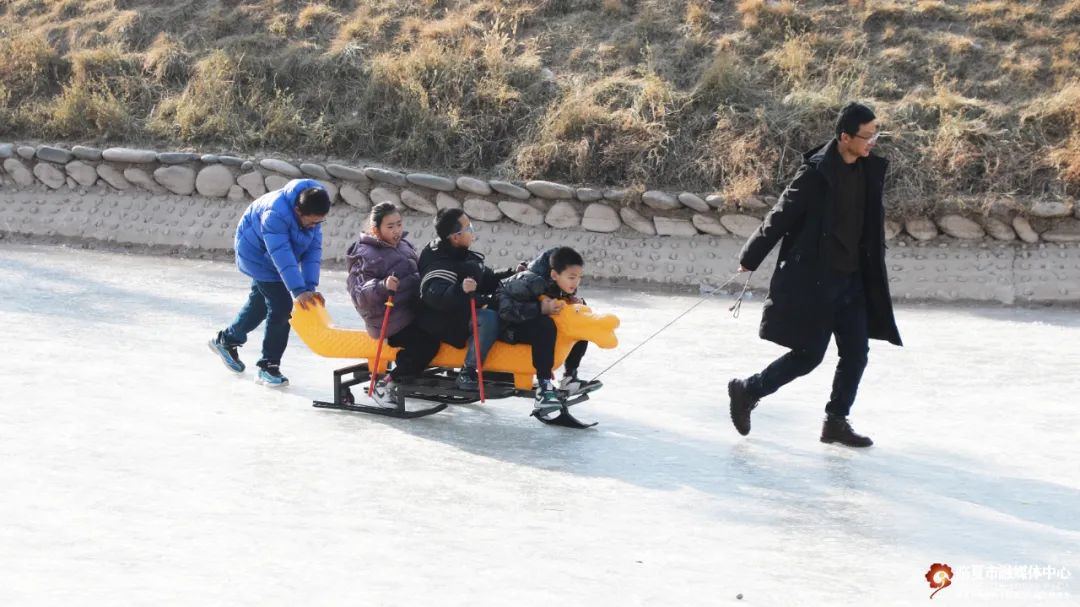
top-left (2, 187), bottom-right (1078, 304)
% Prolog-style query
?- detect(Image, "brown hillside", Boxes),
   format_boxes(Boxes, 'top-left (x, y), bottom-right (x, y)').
top-left (1, 0), bottom-right (1078, 215)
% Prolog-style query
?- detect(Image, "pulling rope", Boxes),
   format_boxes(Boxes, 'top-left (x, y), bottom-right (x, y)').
top-left (587, 270), bottom-right (753, 383)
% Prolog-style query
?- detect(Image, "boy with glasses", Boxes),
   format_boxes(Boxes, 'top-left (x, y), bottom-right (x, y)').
top-left (416, 208), bottom-right (523, 391)
top-left (727, 102), bottom-right (903, 447)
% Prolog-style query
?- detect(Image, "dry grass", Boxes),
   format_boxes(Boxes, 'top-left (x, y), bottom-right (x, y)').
top-left (1055, 0), bottom-right (1080, 23)
top-left (767, 34), bottom-right (818, 84)
top-left (142, 33), bottom-right (190, 85)
top-left (736, 0), bottom-right (808, 33)
top-left (861, 0), bottom-right (908, 23)
top-left (0, 34), bottom-right (66, 103)
top-left (1051, 135), bottom-right (1080, 188)
top-left (1022, 82), bottom-right (1080, 131)
top-left (1051, 33), bottom-right (1080, 77)
top-left (999, 48), bottom-right (1045, 85)
top-left (45, 78), bottom-right (133, 139)
top-left (332, 6), bottom-right (397, 54)
top-left (966, 0), bottom-right (1038, 40)
top-left (914, 0), bottom-right (957, 20)
top-left (297, 4), bottom-right (343, 30)
top-left (938, 32), bottom-right (977, 55)
top-left (601, 0), bottom-right (629, 17)
top-left (684, 0), bottom-right (711, 38)
top-left (1, 0), bottom-right (1079, 213)
top-left (148, 50), bottom-right (308, 150)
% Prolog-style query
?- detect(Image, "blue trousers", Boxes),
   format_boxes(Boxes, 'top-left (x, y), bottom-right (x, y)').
top-left (463, 308), bottom-right (499, 369)
top-left (222, 280), bottom-right (294, 367)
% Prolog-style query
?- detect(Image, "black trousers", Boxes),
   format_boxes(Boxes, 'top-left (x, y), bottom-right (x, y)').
top-left (746, 272), bottom-right (869, 417)
top-left (510, 317), bottom-right (590, 381)
top-left (387, 323), bottom-right (441, 379)
top-left (565, 340), bottom-right (588, 375)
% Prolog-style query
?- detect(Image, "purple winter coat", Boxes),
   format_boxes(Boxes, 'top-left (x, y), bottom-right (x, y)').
top-left (346, 233), bottom-right (421, 339)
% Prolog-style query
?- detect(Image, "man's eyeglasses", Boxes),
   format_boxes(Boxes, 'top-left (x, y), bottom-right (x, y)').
top-left (852, 131), bottom-right (881, 145)
top-left (453, 224), bottom-right (475, 235)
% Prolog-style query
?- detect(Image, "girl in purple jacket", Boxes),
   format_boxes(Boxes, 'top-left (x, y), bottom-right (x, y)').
top-left (346, 202), bottom-right (441, 406)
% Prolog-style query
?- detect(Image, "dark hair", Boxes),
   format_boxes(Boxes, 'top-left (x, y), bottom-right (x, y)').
top-left (297, 187), bottom-right (331, 216)
top-left (835, 102), bottom-right (876, 138)
top-left (435, 207), bottom-right (466, 240)
top-left (369, 201), bottom-right (401, 229)
top-left (550, 247), bottom-right (584, 273)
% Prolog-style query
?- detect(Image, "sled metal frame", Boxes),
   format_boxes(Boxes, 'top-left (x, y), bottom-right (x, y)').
top-left (312, 363), bottom-right (597, 428)
top-left (312, 362), bottom-right (448, 419)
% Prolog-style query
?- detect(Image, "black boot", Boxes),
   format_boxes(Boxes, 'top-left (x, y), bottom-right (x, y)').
top-left (727, 378), bottom-right (759, 436)
top-left (820, 415), bottom-right (873, 448)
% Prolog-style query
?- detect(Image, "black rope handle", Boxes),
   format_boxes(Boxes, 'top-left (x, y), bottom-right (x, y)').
top-left (728, 272), bottom-right (753, 319)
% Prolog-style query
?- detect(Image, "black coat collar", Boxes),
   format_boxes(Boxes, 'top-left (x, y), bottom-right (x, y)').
top-left (804, 139), bottom-right (887, 190)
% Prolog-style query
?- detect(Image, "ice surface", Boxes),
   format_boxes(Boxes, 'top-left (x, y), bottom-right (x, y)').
top-left (0, 244), bottom-right (1077, 606)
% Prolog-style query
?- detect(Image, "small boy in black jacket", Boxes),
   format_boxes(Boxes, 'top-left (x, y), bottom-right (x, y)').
top-left (497, 246), bottom-right (602, 408)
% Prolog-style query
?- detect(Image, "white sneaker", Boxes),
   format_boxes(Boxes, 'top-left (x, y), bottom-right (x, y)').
top-left (559, 374), bottom-right (602, 396)
top-left (371, 376), bottom-right (405, 408)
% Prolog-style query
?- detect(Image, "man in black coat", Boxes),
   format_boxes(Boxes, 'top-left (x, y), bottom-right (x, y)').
top-left (417, 208), bottom-right (519, 390)
top-left (727, 102), bottom-right (902, 448)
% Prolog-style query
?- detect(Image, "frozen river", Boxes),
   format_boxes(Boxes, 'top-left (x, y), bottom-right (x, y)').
top-left (0, 243), bottom-right (1076, 606)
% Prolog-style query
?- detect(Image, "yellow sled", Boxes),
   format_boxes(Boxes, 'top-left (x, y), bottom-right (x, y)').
top-left (291, 301), bottom-right (620, 391)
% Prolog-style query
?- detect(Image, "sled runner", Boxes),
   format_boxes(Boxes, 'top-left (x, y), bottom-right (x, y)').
top-left (292, 301), bottom-right (619, 429)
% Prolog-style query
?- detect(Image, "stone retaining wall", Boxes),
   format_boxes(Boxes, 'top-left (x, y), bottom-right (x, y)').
top-left (2, 142), bottom-right (1079, 304)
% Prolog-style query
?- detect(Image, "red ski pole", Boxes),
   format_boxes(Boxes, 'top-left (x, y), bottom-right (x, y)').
top-left (367, 292), bottom-right (396, 397)
top-left (469, 294), bottom-right (486, 403)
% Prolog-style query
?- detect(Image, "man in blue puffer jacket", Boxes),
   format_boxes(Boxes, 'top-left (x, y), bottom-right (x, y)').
top-left (208, 179), bottom-right (331, 387)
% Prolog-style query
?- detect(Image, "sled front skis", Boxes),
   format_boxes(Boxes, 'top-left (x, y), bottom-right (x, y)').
top-left (311, 362), bottom-right (598, 428)
top-left (531, 393), bottom-right (596, 429)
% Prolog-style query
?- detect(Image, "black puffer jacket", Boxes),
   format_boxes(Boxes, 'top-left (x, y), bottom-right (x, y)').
top-left (416, 239), bottom-right (515, 348)
top-left (498, 247), bottom-right (580, 343)
top-left (526, 246), bottom-right (559, 276)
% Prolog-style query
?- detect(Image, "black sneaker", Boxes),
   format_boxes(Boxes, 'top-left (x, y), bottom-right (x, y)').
top-left (208, 331), bottom-right (245, 373)
top-left (533, 380), bottom-right (564, 416)
top-left (820, 415), bottom-right (874, 448)
top-left (728, 378), bottom-right (759, 436)
top-left (455, 367), bottom-right (479, 391)
top-left (534, 380), bottom-right (562, 405)
top-left (255, 362), bottom-right (289, 387)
